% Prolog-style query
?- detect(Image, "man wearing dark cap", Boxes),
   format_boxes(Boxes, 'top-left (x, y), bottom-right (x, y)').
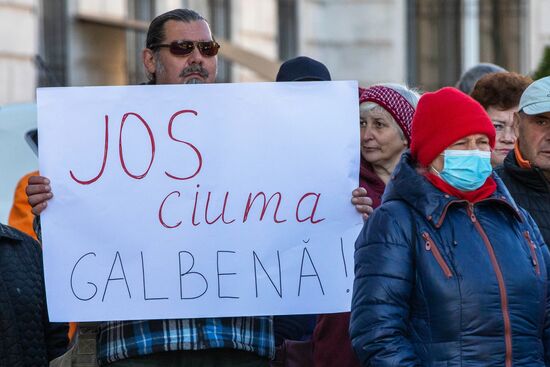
top-left (495, 76), bottom-right (550, 245)
top-left (271, 56), bottom-right (330, 366)
top-left (273, 56), bottom-right (375, 366)
top-left (276, 56), bottom-right (331, 82)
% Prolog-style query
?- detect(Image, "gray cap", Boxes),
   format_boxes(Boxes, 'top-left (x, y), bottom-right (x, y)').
top-left (519, 76), bottom-right (550, 115)
top-left (455, 62), bottom-right (506, 94)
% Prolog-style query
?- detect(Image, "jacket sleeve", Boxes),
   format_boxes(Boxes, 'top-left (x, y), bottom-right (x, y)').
top-left (34, 242), bottom-right (69, 360)
top-left (33, 215), bottom-right (42, 243)
top-left (541, 244), bottom-right (550, 367)
top-left (43, 308), bottom-right (69, 360)
top-left (526, 212), bottom-right (550, 366)
top-left (350, 203), bottom-right (421, 366)
top-left (8, 171), bottom-right (39, 240)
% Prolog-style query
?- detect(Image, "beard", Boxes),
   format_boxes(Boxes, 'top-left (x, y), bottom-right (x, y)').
top-left (179, 64), bottom-right (209, 84)
top-left (153, 53), bottom-right (210, 84)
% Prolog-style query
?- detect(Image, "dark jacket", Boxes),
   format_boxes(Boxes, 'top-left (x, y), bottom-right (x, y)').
top-left (495, 150), bottom-right (550, 246)
top-left (351, 152), bottom-right (550, 366)
top-left (0, 224), bottom-right (68, 367)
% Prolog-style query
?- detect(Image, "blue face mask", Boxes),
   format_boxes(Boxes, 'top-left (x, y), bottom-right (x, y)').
top-left (432, 149), bottom-right (492, 191)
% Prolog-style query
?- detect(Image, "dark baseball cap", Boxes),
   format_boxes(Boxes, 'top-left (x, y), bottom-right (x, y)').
top-left (276, 56), bottom-right (332, 82)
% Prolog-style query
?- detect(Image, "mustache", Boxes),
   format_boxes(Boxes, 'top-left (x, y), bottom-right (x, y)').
top-left (179, 64), bottom-right (209, 79)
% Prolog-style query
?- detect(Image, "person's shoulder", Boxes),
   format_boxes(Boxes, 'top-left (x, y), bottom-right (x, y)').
top-left (373, 200), bottom-right (413, 222)
top-left (359, 200), bottom-right (415, 244)
top-left (0, 223), bottom-right (40, 252)
top-left (519, 208), bottom-right (547, 246)
top-left (1, 223), bottom-right (27, 241)
top-left (497, 150), bottom-right (519, 177)
top-left (494, 163), bottom-right (515, 189)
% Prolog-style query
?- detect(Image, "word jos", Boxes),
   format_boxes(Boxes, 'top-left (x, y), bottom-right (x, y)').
top-left (68, 110), bottom-right (326, 227)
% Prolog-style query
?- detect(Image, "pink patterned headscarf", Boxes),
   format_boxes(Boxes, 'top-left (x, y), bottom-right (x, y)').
top-left (359, 85), bottom-right (415, 143)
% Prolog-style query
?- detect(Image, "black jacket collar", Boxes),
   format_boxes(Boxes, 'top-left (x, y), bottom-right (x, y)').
top-left (502, 150), bottom-right (550, 193)
top-left (0, 224), bottom-right (25, 241)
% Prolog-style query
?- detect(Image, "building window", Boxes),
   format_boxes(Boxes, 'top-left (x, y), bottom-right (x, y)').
top-left (479, 0), bottom-right (525, 72)
top-left (38, 0), bottom-right (68, 87)
top-left (407, 0), bottom-right (462, 90)
top-left (127, 0), bottom-right (155, 84)
top-left (209, 0), bottom-right (231, 83)
top-left (278, 0), bottom-right (298, 61)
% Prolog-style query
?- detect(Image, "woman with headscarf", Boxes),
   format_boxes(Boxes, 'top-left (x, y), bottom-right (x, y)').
top-left (350, 87), bottom-right (550, 366)
top-left (313, 84), bottom-right (420, 367)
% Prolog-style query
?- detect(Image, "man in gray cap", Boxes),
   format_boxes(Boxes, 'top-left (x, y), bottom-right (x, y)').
top-left (495, 76), bottom-right (550, 245)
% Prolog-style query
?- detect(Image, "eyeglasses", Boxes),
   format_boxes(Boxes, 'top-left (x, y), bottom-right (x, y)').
top-left (149, 40), bottom-right (220, 57)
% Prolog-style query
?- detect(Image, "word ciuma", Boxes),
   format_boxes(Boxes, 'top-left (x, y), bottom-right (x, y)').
top-left (68, 110), bottom-right (325, 227)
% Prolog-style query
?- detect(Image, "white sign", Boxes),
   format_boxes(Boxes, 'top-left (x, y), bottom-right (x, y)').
top-left (38, 81), bottom-right (362, 322)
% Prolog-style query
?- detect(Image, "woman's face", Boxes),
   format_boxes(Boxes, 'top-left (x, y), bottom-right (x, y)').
top-left (360, 103), bottom-right (407, 169)
top-left (430, 134), bottom-right (491, 172)
top-left (486, 106), bottom-right (518, 166)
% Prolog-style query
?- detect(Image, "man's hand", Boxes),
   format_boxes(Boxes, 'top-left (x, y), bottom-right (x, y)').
top-left (351, 187), bottom-right (374, 220)
top-left (26, 175), bottom-right (53, 215)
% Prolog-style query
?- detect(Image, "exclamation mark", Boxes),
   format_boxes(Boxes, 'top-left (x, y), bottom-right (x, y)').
top-left (340, 238), bottom-right (350, 293)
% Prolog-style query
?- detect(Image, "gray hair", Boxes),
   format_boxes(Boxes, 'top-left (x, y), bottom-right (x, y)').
top-left (377, 82), bottom-right (421, 108)
top-left (455, 63), bottom-right (507, 94)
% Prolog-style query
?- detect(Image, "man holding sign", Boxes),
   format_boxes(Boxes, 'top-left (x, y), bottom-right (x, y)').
top-left (28, 8), bottom-right (275, 367)
top-left (29, 7), bottom-right (364, 367)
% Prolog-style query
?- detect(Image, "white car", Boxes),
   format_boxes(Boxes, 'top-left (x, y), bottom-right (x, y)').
top-left (0, 103), bottom-right (38, 223)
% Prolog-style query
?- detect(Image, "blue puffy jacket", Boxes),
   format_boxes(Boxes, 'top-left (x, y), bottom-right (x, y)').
top-left (350, 152), bottom-right (550, 367)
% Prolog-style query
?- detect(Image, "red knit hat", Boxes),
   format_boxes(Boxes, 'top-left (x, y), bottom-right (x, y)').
top-left (410, 87), bottom-right (496, 167)
top-left (359, 85), bottom-right (415, 143)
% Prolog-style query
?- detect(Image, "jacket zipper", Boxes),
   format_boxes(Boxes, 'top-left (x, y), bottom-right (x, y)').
top-left (524, 231), bottom-right (540, 276)
top-left (435, 200), bottom-right (466, 228)
top-left (466, 203), bottom-right (512, 367)
top-left (422, 232), bottom-right (452, 278)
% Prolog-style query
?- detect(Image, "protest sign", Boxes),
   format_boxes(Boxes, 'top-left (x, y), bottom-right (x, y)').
top-left (38, 81), bottom-right (362, 321)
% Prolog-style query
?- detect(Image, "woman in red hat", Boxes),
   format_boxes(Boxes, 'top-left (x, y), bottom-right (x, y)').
top-left (313, 84), bottom-right (419, 367)
top-left (350, 87), bottom-right (550, 366)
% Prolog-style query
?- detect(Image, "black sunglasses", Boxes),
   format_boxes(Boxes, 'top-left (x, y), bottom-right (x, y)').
top-left (149, 40), bottom-right (220, 57)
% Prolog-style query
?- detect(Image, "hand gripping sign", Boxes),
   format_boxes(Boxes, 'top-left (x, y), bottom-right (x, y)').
top-left (38, 81), bottom-right (362, 322)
